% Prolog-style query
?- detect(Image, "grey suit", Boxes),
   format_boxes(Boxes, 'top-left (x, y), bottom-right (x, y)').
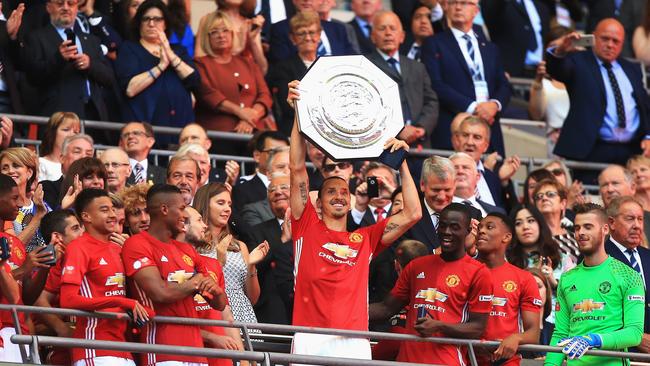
top-left (365, 50), bottom-right (439, 147)
top-left (240, 200), bottom-right (275, 229)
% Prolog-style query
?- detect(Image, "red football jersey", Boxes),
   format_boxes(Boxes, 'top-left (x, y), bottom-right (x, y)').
top-left (391, 254), bottom-right (493, 365)
top-left (0, 232), bottom-right (27, 334)
top-left (195, 255), bottom-right (230, 366)
top-left (478, 262), bottom-right (542, 366)
top-left (60, 233), bottom-right (132, 363)
top-left (291, 200), bottom-right (388, 331)
top-left (122, 231), bottom-right (209, 366)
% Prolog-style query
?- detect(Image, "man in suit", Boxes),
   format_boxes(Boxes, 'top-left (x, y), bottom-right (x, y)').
top-left (316, 0), bottom-right (360, 55)
top-left (400, 5), bottom-right (434, 62)
top-left (99, 147), bottom-right (131, 194)
top-left (166, 155), bottom-right (200, 205)
top-left (245, 173), bottom-right (294, 324)
top-left (482, 0), bottom-right (551, 77)
top-left (366, 10), bottom-right (439, 148)
top-left (0, 4), bottom-right (24, 114)
top-left (268, 0), bottom-right (356, 62)
top-left (604, 195), bottom-right (650, 351)
top-left (547, 19), bottom-right (650, 173)
top-left (349, 0), bottom-right (381, 55)
top-left (421, 0), bottom-right (511, 157)
top-left (21, 0), bottom-right (113, 121)
top-left (350, 162), bottom-right (397, 230)
top-left (119, 122), bottom-right (166, 185)
top-left (450, 152), bottom-right (506, 216)
top-left (259, 0), bottom-right (295, 43)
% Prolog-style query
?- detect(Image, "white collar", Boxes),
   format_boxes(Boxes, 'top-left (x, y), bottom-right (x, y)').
top-left (610, 237), bottom-right (637, 255)
top-left (377, 49), bottom-right (400, 63)
top-left (129, 158), bottom-right (148, 171)
top-left (423, 198), bottom-right (436, 216)
top-left (256, 171), bottom-right (270, 188)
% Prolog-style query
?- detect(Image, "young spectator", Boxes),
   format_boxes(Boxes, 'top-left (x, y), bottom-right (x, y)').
top-left (166, 155), bottom-right (201, 205)
top-left (122, 184), bottom-right (225, 366)
top-left (38, 112), bottom-right (81, 182)
top-left (533, 178), bottom-right (579, 262)
top-left (118, 183), bottom-right (150, 235)
top-left (526, 267), bottom-right (553, 358)
top-left (100, 148), bottom-right (132, 194)
top-left (59, 157), bottom-right (108, 209)
top-left (545, 204), bottom-right (644, 365)
top-left (119, 122), bottom-right (166, 185)
top-left (400, 5), bottom-right (434, 62)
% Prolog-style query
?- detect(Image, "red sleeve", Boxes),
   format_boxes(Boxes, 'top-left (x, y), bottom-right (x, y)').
top-left (61, 242), bottom-right (88, 286)
top-left (362, 219), bottom-right (389, 253)
top-left (44, 259), bottom-right (63, 294)
top-left (390, 257), bottom-right (416, 302)
top-left (468, 264), bottom-right (493, 314)
top-left (211, 259), bottom-right (228, 306)
top-left (122, 236), bottom-right (156, 277)
top-left (60, 283), bottom-right (134, 311)
top-left (291, 199), bottom-right (318, 240)
top-left (520, 271), bottom-right (543, 313)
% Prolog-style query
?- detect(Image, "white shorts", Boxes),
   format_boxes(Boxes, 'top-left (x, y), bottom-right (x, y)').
top-left (0, 327), bottom-right (29, 362)
top-left (73, 356), bottom-right (136, 366)
top-left (290, 332), bottom-right (371, 366)
top-left (155, 362), bottom-right (208, 366)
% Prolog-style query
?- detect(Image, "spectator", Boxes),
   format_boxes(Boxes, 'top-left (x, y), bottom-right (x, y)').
top-left (317, 0), bottom-right (361, 55)
top-left (166, 0), bottom-right (194, 57)
top-left (627, 155), bottom-right (650, 211)
top-left (306, 141), bottom-right (326, 190)
top-left (523, 168), bottom-right (555, 206)
top-left (367, 10), bottom-right (439, 148)
top-left (116, 0), bottom-right (145, 37)
top-left (195, 0), bottom-right (267, 73)
top-left (114, 0), bottom-right (200, 131)
top-left (0, 4), bottom-right (25, 115)
top-left (369, 203), bottom-right (492, 365)
top-left (176, 143), bottom-right (239, 186)
top-left (586, 0), bottom-right (643, 57)
top-left (528, 26), bottom-right (571, 157)
top-left (349, 0), bottom-right (382, 55)
top-left (267, 11), bottom-right (320, 137)
top-left (533, 178), bottom-right (579, 262)
top-left (122, 184), bottom-right (225, 366)
top-left (41, 134), bottom-right (95, 209)
top-left (118, 183), bottom-right (150, 235)
top-left (0, 147), bottom-right (50, 251)
top-left (195, 10), bottom-right (272, 151)
top-left (179, 123), bottom-right (211, 150)
top-left (421, 0), bottom-right (511, 156)
top-left (526, 267), bottom-right (553, 349)
top-left (59, 157), bottom-right (108, 203)
top-left (450, 152), bottom-right (505, 216)
top-left (476, 213), bottom-right (542, 366)
top-left (75, 0), bottom-right (123, 60)
top-left (38, 112), bottom-right (81, 182)
top-left (193, 183), bottom-right (269, 325)
top-left (22, 0), bottom-right (114, 121)
top-left (604, 196), bottom-right (650, 352)
top-left (100, 147), bottom-right (132, 194)
top-left (482, 0), bottom-right (551, 77)
top-left (546, 203), bottom-right (644, 365)
top-left (400, 5), bottom-right (434, 62)
top-left (542, 159), bottom-right (586, 209)
top-left (60, 188), bottom-right (151, 366)
top-left (546, 19), bottom-right (650, 182)
top-left (350, 162), bottom-right (398, 230)
top-left (166, 155), bottom-right (201, 205)
top-left (268, 0), bottom-right (355, 62)
top-left (119, 122), bottom-right (166, 185)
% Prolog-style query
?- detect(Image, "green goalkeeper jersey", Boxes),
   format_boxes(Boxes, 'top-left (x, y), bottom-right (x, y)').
top-left (545, 256), bottom-right (645, 366)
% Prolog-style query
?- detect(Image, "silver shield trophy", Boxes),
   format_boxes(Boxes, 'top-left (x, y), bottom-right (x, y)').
top-left (295, 55), bottom-right (404, 161)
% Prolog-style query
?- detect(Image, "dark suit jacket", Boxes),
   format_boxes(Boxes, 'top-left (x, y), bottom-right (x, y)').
top-left (483, 167), bottom-right (505, 209)
top-left (477, 199), bottom-right (507, 215)
top-left (482, 0), bottom-right (551, 77)
top-left (126, 163), bottom-right (166, 185)
top-left (41, 176), bottom-right (63, 209)
top-left (231, 174), bottom-right (267, 215)
top-left (268, 19), bottom-right (356, 62)
top-left (365, 50), bottom-right (439, 148)
top-left (267, 54), bottom-right (309, 137)
top-left (348, 17), bottom-right (374, 55)
top-left (421, 30), bottom-right (512, 156)
top-left (604, 238), bottom-right (650, 332)
top-left (246, 218), bottom-right (294, 324)
top-left (0, 20), bottom-right (23, 113)
top-left (546, 50), bottom-right (650, 160)
top-left (403, 198), bottom-right (438, 252)
top-left (260, 0), bottom-right (295, 42)
top-left (21, 25), bottom-right (113, 120)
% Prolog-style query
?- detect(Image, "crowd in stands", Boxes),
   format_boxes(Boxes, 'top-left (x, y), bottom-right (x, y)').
top-left (0, 0), bottom-right (649, 365)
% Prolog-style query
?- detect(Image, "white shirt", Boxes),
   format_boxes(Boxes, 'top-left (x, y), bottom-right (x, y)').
top-left (255, 0), bottom-right (287, 24)
top-left (452, 195), bottom-right (487, 217)
top-left (476, 161), bottom-right (496, 205)
top-left (351, 203), bottom-right (392, 225)
top-left (377, 49), bottom-right (401, 74)
top-left (611, 237), bottom-right (646, 285)
top-left (423, 198), bottom-right (439, 229)
top-left (521, 0), bottom-right (543, 66)
top-left (257, 171), bottom-right (270, 188)
top-left (129, 158), bottom-right (148, 178)
top-left (320, 29), bottom-right (332, 55)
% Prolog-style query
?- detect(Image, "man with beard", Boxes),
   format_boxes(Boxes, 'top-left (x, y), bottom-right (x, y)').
top-left (545, 203), bottom-right (644, 365)
top-left (369, 203), bottom-right (493, 365)
top-left (476, 213), bottom-right (542, 366)
top-left (167, 156), bottom-right (201, 206)
top-left (119, 183), bottom-right (150, 235)
top-left (287, 79), bottom-right (421, 361)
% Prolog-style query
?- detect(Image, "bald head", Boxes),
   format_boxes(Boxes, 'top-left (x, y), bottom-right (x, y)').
top-left (100, 148), bottom-right (131, 194)
top-left (594, 18), bottom-right (624, 63)
top-left (180, 123), bottom-right (211, 151)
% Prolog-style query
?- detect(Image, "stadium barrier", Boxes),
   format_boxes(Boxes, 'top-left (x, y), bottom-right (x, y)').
top-left (2, 304), bottom-right (650, 366)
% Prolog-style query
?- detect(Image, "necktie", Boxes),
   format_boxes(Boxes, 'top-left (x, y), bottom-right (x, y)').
top-left (475, 169), bottom-right (482, 200)
top-left (518, 0), bottom-right (538, 51)
top-left (364, 24), bottom-right (372, 38)
top-left (462, 34), bottom-right (482, 81)
top-left (432, 212), bottom-right (440, 230)
top-left (317, 41), bottom-right (327, 57)
top-left (412, 45), bottom-right (421, 61)
top-left (387, 58), bottom-right (413, 123)
top-left (626, 248), bottom-right (641, 273)
top-left (603, 62), bottom-right (626, 129)
top-left (134, 163), bottom-right (145, 184)
top-left (387, 57), bottom-right (400, 74)
top-left (375, 207), bottom-right (385, 223)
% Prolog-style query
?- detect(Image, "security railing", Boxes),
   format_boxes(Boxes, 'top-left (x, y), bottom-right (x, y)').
top-left (2, 304), bottom-right (650, 366)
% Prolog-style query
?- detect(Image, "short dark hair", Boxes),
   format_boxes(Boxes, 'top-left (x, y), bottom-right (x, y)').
top-left (252, 130), bottom-right (288, 153)
top-left (485, 212), bottom-right (514, 234)
top-left (441, 202), bottom-right (472, 227)
top-left (59, 157), bottom-right (108, 203)
top-left (41, 209), bottom-right (76, 244)
top-left (146, 184), bottom-right (182, 208)
top-left (0, 173), bottom-right (17, 196)
top-left (131, 0), bottom-right (172, 40)
top-left (74, 189), bottom-right (110, 218)
top-left (395, 240), bottom-right (429, 267)
top-left (317, 176), bottom-right (348, 198)
top-left (574, 202), bottom-right (608, 223)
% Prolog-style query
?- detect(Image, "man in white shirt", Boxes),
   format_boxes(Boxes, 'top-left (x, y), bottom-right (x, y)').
top-left (119, 122), bottom-right (166, 185)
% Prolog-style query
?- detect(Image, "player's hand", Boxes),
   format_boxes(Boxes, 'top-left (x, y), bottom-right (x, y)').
top-left (287, 80), bottom-right (301, 108)
top-left (211, 334), bottom-right (241, 350)
top-left (24, 246), bottom-right (55, 270)
top-left (493, 334), bottom-right (521, 360)
top-left (132, 301), bottom-right (154, 324)
top-left (383, 137), bottom-right (410, 153)
top-left (109, 233), bottom-right (129, 246)
top-left (557, 334), bottom-right (602, 359)
top-left (414, 317), bottom-right (442, 337)
top-left (249, 241), bottom-right (269, 265)
top-left (465, 218), bottom-right (479, 255)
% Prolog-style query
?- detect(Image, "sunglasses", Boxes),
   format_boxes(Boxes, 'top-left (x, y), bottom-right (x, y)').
top-left (323, 162), bottom-right (351, 173)
top-left (534, 191), bottom-right (559, 201)
top-left (549, 168), bottom-right (565, 176)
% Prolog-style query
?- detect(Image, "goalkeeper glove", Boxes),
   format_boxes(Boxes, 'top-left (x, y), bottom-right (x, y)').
top-left (557, 333), bottom-right (602, 359)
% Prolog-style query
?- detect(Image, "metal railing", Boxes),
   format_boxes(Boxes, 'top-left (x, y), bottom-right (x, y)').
top-left (2, 304), bottom-right (650, 366)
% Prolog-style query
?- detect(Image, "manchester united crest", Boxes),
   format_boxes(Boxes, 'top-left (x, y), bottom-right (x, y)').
top-left (182, 254), bottom-right (194, 267)
top-left (503, 280), bottom-right (517, 293)
top-left (446, 274), bottom-right (460, 287)
top-left (349, 232), bottom-right (363, 243)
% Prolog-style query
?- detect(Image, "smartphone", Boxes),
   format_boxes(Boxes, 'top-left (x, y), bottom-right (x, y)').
top-left (367, 176), bottom-right (379, 198)
top-left (42, 244), bottom-right (57, 266)
top-left (66, 29), bottom-right (76, 43)
top-left (572, 34), bottom-right (594, 48)
top-left (0, 237), bottom-right (10, 261)
top-left (126, 309), bottom-right (148, 328)
top-left (417, 306), bottom-right (427, 319)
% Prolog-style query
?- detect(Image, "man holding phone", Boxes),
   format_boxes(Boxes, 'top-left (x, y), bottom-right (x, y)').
top-left (350, 162), bottom-right (398, 230)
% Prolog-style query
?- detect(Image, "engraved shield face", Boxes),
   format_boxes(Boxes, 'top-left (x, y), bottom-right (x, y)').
top-left (296, 55), bottom-right (404, 160)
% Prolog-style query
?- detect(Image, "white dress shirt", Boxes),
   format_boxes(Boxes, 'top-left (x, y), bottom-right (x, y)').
top-left (351, 203), bottom-right (392, 225)
top-left (423, 198), bottom-right (439, 230)
top-left (129, 158), bottom-right (149, 179)
top-left (452, 195), bottom-right (487, 217)
top-left (611, 238), bottom-right (646, 285)
top-left (476, 161), bottom-right (496, 206)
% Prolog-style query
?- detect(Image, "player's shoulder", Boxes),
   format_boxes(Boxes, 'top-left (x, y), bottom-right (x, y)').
top-left (462, 255), bottom-right (490, 273)
top-left (174, 240), bottom-right (200, 256)
top-left (66, 233), bottom-right (92, 252)
top-left (607, 256), bottom-right (645, 289)
top-left (123, 232), bottom-right (152, 252)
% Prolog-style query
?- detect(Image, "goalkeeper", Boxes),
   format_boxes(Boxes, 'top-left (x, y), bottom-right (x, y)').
top-left (545, 203), bottom-right (645, 366)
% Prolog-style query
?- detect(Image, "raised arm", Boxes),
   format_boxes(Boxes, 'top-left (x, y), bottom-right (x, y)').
top-left (288, 80), bottom-right (309, 220)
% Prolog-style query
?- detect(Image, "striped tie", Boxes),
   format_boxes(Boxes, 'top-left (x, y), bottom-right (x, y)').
top-left (462, 34), bottom-right (482, 81)
top-left (317, 41), bottom-right (327, 57)
top-left (134, 163), bottom-right (145, 184)
top-left (626, 248), bottom-right (641, 273)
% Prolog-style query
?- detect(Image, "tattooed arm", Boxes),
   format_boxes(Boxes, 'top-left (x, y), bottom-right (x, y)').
top-left (288, 80), bottom-right (309, 219)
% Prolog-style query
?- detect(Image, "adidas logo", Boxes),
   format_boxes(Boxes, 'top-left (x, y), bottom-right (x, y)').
top-left (569, 285), bottom-right (577, 292)
top-left (99, 258), bottom-right (107, 265)
top-left (417, 272), bottom-right (426, 279)
top-left (161, 255), bottom-right (169, 262)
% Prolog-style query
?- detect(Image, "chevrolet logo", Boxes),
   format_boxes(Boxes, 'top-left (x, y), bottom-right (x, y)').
top-left (105, 273), bottom-right (125, 287)
top-left (193, 293), bottom-right (206, 304)
top-left (573, 299), bottom-right (605, 313)
top-left (322, 243), bottom-right (358, 259)
top-left (167, 270), bottom-right (193, 284)
top-left (492, 297), bottom-right (507, 307)
top-left (415, 288), bottom-right (448, 303)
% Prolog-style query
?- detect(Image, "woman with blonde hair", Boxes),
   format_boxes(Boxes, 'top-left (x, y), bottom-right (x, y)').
top-left (38, 112), bottom-right (80, 182)
top-left (628, 155), bottom-right (650, 211)
top-left (192, 182), bottom-right (269, 326)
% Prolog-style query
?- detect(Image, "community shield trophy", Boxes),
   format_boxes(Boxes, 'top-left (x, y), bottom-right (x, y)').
top-left (295, 55), bottom-right (404, 161)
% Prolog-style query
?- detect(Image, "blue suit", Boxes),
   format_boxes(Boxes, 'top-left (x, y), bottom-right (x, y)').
top-left (605, 238), bottom-right (650, 333)
top-left (421, 30), bottom-right (511, 156)
top-left (546, 50), bottom-right (650, 160)
top-left (268, 19), bottom-right (356, 62)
